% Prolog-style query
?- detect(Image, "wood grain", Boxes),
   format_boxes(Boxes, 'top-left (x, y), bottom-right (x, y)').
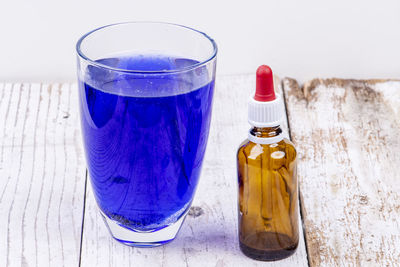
top-left (0, 84), bottom-right (86, 267)
top-left (80, 75), bottom-right (309, 267)
top-left (283, 78), bottom-right (400, 266)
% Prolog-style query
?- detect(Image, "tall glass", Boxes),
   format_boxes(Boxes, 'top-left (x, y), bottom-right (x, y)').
top-left (76, 22), bottom-right (217, 247)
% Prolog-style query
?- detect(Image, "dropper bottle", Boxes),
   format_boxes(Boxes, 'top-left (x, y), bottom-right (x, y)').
top-left (237, 65), bottom-right (299, 261)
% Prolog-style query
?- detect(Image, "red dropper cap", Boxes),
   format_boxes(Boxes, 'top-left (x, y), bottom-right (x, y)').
top-left (254, 65), bottom-right (275, 101)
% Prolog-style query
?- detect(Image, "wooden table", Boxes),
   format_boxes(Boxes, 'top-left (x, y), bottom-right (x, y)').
top-left (1, 75), bottom-right (399, 266)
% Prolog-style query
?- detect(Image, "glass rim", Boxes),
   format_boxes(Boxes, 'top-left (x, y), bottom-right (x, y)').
top-left (76, 21), bottom-right (218, 74)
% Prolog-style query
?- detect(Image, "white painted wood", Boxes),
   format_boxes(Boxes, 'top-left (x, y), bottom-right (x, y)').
top-left (4, 76), bottom-right (400, 266)
top-left (283, 78), bottom-right (400, 266)
top-left (80, 75), bottom-right (308, 266)
top-left (0, 84), bottom-right (86, 267)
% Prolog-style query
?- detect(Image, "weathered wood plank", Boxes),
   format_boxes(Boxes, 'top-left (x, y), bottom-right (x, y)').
top-left (0, 84), bottom-right (86, 267)
top-left (80, 75), bottom-right (308, 266)
top-left (283, 78), bottom-right (400, 266)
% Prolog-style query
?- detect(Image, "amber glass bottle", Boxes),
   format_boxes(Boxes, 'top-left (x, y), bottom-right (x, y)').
top-left (237, 65), bottom-right (298, 261)
top-left (237, 126), bottom-right (298, 261)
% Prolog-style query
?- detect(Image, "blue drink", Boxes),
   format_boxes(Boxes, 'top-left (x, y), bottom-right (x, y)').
top-left (76, 22), bottom-right (217, 246)
top-left (79, 55), bottom-right (214, 235)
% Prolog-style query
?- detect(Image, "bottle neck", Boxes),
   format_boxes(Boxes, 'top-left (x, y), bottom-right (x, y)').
top-left (248, 125), bottom-right (284, 144)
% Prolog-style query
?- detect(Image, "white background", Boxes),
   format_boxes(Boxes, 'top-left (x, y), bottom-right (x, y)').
top-left (0, 0), bottom-right (399, 82)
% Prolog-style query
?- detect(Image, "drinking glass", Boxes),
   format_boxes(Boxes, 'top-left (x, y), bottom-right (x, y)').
top-left (76, 22), bottom-right (217, 247)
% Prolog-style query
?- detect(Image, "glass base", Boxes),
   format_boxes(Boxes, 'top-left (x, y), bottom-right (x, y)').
top-left (99, 210), bottom-right (187, 247)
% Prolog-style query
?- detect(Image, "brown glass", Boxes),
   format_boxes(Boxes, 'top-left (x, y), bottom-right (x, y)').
top-left (237, 126), bottom-right (299, 261)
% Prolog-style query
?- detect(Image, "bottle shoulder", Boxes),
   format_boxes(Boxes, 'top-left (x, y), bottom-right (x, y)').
top-left (238, 137), bottom-right (296, 150)
top-left (237, 137), bottom-right (297, 161)
top-left (281, 138), bottom-right (297, 152)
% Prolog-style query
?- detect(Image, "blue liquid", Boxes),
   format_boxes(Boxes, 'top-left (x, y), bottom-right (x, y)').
top-left (79, 55), bottom-right (214, 231)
